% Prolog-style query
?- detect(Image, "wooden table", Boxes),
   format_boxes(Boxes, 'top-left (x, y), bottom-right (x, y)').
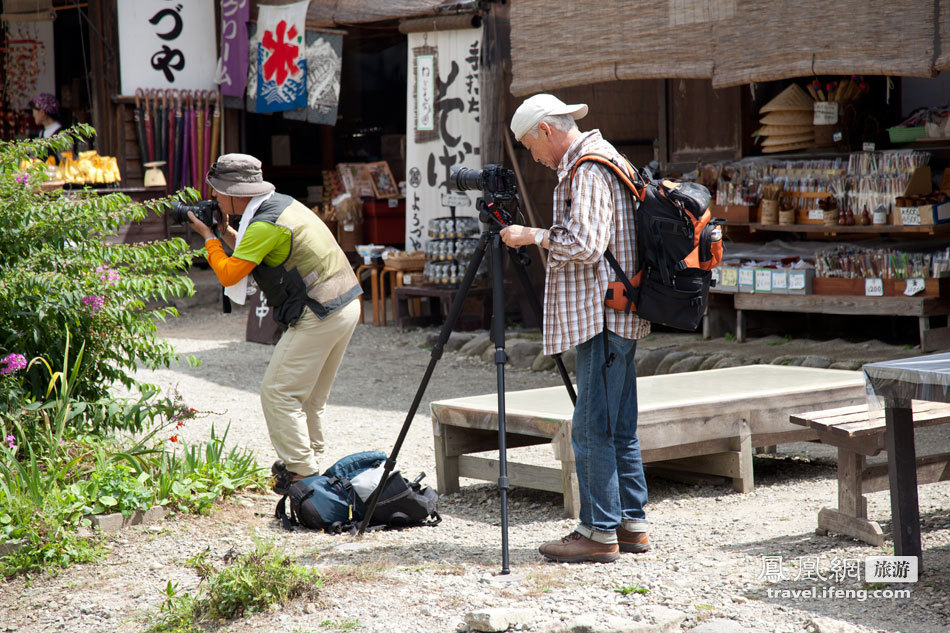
top-left (706, 292), bottom-right (950, 352)
top-left (394, 285), bottom-right (493, 331)
top-left (431, 365), bottom-right (866, 517)
top-left (863, 353), bottom-right (950, 568)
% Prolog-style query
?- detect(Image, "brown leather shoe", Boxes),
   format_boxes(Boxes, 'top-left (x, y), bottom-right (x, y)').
top-left (617, 526), bottom-right (650, 553)
top-left (539, 531), bottom-right (620, 563)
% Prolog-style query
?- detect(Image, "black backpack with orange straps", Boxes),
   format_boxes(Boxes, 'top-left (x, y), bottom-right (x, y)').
top-left (569, 153), bottom-right (724, 331)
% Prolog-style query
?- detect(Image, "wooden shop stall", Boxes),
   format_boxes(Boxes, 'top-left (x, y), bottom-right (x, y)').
top-left (504, 0), bottom-right (950, 348)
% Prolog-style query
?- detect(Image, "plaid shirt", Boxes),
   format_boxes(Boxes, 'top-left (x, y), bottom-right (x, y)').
top-left (543, 130), bottom-right (650, 355)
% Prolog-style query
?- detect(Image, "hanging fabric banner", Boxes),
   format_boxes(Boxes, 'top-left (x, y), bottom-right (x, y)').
top-left (283, 30), bottom-right (343, 125)
top-left (216, 0), bottom-right (250, 98)
top-left (404, 29), bottom-right (482, 251)
top-left (117, 0), bottom-right (217, 92)
top-left (255, 0), bottom-right (308, 114)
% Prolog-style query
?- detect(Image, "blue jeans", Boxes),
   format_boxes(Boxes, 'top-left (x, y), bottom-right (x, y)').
top-left (572, 330), bottom-right (648, 537)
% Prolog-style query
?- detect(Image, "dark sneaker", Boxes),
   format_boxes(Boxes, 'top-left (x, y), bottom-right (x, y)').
top-left (271, 460), bottom-right (313, 496)
top-left (539, 531), bottom-right (619, 563)
top-left (617, 526), bottom-right (650, 553)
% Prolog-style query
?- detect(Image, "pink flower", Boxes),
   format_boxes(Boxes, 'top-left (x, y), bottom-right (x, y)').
top-left (95, 265), bottom-right (120, 283)
top-left (4, 435), bottom-right (15, 449)
top-left (0, 353), bottom-right (27, 375)
top-left (81, 295), bottom-right (105, 313)
top-left (15, 174), bottom-right (29, 184)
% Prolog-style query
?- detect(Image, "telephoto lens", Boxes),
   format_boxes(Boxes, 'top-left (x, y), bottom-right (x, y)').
top-left (450, 166), bottom-right (484, 192)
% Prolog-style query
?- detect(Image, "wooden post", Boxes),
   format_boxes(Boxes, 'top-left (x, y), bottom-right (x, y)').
top-left (884, 398), bottom-right (922, 563)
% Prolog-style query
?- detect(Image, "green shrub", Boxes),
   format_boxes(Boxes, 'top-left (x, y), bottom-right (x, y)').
top-left (149, 541), bottom-right (322, 632)
top-left (0, 125), bottom-right (197, 436)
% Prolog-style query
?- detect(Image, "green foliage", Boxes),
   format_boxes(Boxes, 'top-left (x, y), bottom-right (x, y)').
top-left (766, 336), bottom-right (791, 346)
top-left (320, 618), bottom-right (361, 631)
top-left (615, 583), bottom-right (649, 596)
top-left (0, 420), bottom-right (266, 578)
top-left (148, 540), bottom-right (323, 632)
top-left (0, 125), bottom-right (197, 433)
top-left (723, 332), bottom-right (736, 342)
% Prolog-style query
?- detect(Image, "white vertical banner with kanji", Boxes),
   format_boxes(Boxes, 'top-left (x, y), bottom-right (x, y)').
top-left (255, 0), bottom-right (308, 113)
top-left (404, 29), bottom-right (482, 251)
top-left (117, 0), bottom-right (217, 92)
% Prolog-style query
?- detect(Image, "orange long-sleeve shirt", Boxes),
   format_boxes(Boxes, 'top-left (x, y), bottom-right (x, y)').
top-left (205, 238), bottom-right (257, 286)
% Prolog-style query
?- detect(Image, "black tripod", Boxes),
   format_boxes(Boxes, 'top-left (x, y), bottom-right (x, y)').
top-left (357, 188), bottom-right (576, 574)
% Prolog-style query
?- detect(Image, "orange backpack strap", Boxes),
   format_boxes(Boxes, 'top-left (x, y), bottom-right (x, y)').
top-left (569, 153), bottom-right (645, 203)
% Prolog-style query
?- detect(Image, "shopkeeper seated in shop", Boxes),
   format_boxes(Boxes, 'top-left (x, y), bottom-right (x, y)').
top-left (29, 93), bottom-right (73, 161)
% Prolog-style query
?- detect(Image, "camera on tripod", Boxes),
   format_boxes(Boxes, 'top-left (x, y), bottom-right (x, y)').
top-left (168, 200), bottom-right (220, 228)
top-left (450, 165), bottom-right (519, 228)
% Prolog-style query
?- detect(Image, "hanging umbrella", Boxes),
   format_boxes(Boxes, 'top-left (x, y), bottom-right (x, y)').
top-left (174, 90), bottom-right (185, 192)
top-left (180, 92), bottom-right (192, 190)
top-left (209, 90), bottom-right (221, 170)
top-left (144, 89), bottom-right (155, 163)
top-left (151, 90), bottom-right (163, 168)
top-left (165, 89), bottom-right (177, 194)
top-left (133, 89), bottom-right (148, 170)
top-left (196, 90), bottom-right (206, 198)
top-left (202, 90), bottom-right (213, 198)
top-left (157, 90), bottom-right (166, 177)
top-left (190, 92), bottom-right (199, 190)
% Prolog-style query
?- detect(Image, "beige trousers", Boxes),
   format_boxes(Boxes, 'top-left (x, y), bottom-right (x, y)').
top-left (260, 299), bottom-right (360, 475)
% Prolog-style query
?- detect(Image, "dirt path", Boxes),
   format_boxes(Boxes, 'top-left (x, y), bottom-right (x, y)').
top-left (1, 289), bottom-right (948, 633)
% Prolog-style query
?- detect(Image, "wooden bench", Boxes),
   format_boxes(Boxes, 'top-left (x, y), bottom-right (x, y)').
top-left (790, 402), bottom-right (950, 546)
top-left (432, 365), bottom-right (866, 517)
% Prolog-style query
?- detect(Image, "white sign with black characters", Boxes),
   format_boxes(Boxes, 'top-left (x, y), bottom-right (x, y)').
top-left (404, 28), bottom-right (482, 250)
top-left (117, 0), bottom-right (218, 92)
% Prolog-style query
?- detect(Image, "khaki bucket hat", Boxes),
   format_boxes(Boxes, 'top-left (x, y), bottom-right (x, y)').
top-left (206, 153), bottom-right (276, 197)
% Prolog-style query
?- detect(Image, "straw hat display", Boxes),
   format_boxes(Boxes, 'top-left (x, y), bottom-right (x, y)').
top-left (756, 84), bottom-right (816, 154)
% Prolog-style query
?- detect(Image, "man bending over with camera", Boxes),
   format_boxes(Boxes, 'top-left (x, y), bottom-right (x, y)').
top-left (187, 153), bottom-right (362, 494)
top-left (500, 95), bottom-right (650, 563)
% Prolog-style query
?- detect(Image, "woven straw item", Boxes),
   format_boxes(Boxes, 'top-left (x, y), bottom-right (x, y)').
top-left (761, 132), bottom-right (815, 147)
top-left (760, 84), bottom-right (814, 112)
top-left (762, 141), bottom-right (813, 154)
top-left (759, 124), bottom-right (814, 136)
top-left (760, 111), bottom-right (814, 126)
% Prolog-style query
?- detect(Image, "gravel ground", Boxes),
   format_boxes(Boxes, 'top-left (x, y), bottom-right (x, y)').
top-left (1, 281), bottom-right (948, 633)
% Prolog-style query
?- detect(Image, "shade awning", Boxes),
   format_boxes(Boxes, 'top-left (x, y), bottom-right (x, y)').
top-left (510, 0), bottom-right (942, 95)
top-left (305, 0), bottom-right (459, 26)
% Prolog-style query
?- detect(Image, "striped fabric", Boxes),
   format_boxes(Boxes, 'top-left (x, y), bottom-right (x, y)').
top-left (543, 130), bottom-right (650, 356)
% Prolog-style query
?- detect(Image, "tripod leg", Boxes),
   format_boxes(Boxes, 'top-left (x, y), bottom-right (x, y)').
top-left (508, 251), bottom-right (577, 404)
top-left (489, 233), bottom-right (512, 575)
top-left (358, 232), bottom-right (491, 535)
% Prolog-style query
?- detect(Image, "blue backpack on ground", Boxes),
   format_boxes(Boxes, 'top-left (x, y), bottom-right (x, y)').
top-left (275, 450), bottom-right (441, 533)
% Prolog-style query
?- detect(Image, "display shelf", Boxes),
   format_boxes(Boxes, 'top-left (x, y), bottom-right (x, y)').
top-left (727, 222), bottom-right (950, 235)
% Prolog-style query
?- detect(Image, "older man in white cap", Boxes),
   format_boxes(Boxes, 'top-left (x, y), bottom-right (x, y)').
top-left (500, 95), bottom-right (650, 563)
top-left (188, 153), bottom-right (362, 494)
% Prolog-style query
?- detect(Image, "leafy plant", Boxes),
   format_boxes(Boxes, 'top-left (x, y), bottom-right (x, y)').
top-left (0, 125), bottom-right (197, 435)
top-left (148, 540), bottom-right (323, 632)
top-left (723, 332), bottom-right (736, 342)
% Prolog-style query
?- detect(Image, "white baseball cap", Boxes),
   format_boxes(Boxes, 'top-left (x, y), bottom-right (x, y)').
top-left (510, 94), bottom-right (588, 142)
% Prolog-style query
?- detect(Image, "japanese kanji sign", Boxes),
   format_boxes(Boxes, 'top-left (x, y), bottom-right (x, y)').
top-left (405, 29), bottom-right (482, 250)
top-left (255, 1), bottom-right (308, 114)
top-left (117, 0), bottom-right (217, 92)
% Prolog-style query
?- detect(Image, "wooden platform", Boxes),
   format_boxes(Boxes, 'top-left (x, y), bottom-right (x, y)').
top-left (431, 365), bottom-right (866, 517)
